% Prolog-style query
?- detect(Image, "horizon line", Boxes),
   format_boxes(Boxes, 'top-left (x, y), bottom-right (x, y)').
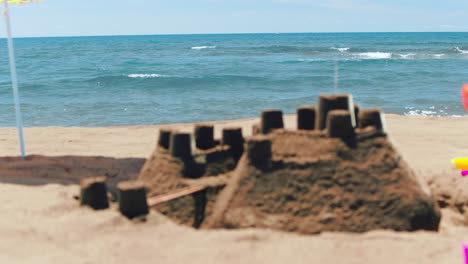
top-left (1, 31), bottom-right (467, 39)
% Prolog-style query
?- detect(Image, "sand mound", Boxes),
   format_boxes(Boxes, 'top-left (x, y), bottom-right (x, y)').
top-left (428, 172), bottom-right (468, 227)
top-left (137, 95), bottom-right (440, 234)
top-left (203, 128), bottom-right (440, 233)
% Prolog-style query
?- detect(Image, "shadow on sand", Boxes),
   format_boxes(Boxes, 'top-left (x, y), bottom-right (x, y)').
top-left (0, 155), bottom-right (145, 186)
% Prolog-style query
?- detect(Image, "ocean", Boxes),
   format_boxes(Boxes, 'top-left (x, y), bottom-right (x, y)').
top-left (0, 32), bottom-right (467, 127)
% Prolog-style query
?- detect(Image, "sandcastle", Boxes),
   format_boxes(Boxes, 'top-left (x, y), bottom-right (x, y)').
top-left (131, 94), bottom-right (439, 233)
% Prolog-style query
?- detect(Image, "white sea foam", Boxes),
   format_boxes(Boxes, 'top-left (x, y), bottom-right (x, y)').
top-left (454, 47), bottom-right (468, 54)
top-left (128, 74), bottom-right (168, 78)
top-left (403, 107), bottom-right (462, 117)
top-left (356, 52), bottom-right (392, 59)
top-left (404, 110), bottom-right (465, 117)
top-left (331, 47), bottom-right (350, 52)
top-left (355, 52), bottom-right (444, 60)
top-left (397, 53), bottom-right (417, 59)
top-left (405, 110), bottom-right (438, 116)
top-left (191, 46), bottom-right (216, 50)
top-left (353, 53), bottom-right (447, 60)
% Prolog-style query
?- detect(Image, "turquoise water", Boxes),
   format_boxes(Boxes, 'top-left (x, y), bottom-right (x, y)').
top-left (0, 32), bottom-right (467, 126)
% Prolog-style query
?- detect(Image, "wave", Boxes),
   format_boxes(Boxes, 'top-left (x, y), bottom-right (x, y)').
top-left (404, 110), bottom-right (463, 117)
top-left (403, 106), bottom-right (463, 117)
top-left (404, 109), bottom-right (438, 116)
top-left (394, 53), bottom-right (445, 59)
top-left (191, 46), bottom-right (216, 50)
top-left (355, 52), bottom-right (392, 59)
top-left (128, 73), bottom-right (172, 78)
top-left (397, 53), bottom-right (417, 59)
top-left (454, 46), bottom-right (468, 54)
top-left (330, 47), bottom-right (350, 52)
top-left (353, 52), bottom-right (446, 60)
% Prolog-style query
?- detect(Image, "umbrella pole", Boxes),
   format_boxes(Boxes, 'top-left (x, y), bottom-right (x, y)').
top-left (3, 1), bottom-right (26, 157)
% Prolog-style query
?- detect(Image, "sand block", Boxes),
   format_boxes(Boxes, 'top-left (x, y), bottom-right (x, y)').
top-left (246, 136), bottom-right (272, 169)
top-left (170, 132), bottom-right (192, 159)
top-left (158, 129), bottom-right (172, 149)
top-left (80, 176), bottom-right (109, 210)
top-left (316, 94), bottom-right (356, 130)
top-left (297, 105), bottom-right (316, 130)
top-left (204, 129), bottom-right (440, 234)
top-left (195, 124), bottom-right (215, 150)
top-left (359, 108), bottom-right (387, 133)
top-left (117, 180), bottom-right (149, 219)
top-left (222, 127), bottom-right (244, 161)
top-left (327, 110), bottom-right (355, 138)
top-left (261, 109), bottom-right (284, 134)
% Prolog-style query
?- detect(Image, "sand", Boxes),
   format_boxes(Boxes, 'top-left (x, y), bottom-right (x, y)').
top-left (0, 114), bottom-right (467, 263)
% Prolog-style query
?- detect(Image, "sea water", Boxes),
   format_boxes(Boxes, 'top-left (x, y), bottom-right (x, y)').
top-left (0, 32), bottom-right (467, 127)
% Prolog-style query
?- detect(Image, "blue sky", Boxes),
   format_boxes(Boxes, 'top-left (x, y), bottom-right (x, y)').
top-left (2, 0), bottom-right (468, 37)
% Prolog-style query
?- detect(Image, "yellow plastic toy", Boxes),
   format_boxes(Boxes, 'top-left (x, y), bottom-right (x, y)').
top-left (452, 158), bottom-right (468, 170)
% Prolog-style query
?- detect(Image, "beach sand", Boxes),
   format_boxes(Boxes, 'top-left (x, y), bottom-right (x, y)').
top-left (0, 114), bottom-right (467, 263)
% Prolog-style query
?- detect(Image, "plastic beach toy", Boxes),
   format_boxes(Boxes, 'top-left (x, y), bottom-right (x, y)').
top-left (461, 84), bottom-right (468, 112)
top-left (463, 243), bottom-right (468, 264)
top-left (452, 158), bottom-right (468, 170)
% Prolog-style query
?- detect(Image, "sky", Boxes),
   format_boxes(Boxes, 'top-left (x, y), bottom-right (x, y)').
top-left (2, 0), bottom-right (468, 37)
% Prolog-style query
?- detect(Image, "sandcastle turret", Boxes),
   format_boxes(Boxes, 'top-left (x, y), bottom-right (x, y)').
top-left (222, 127), bottom-right (244, 161)
top-left (297, 105), bottom-right (316, 130)
top-left (327, 110), bottom-right (355, 138)
top-left (261, 109), bottom-right (284, 134)
top-left (80, 176), bottom-right (109, 210)
top-left (247, 136), bottom-right (272, 169)
top-left (316, 94), bottom-right (356, 130)
top-left (195, 124), bottom-right (215, 150)
top-left (170, 132), bottom-right (192, 159)
top-left (117, 180), bottom-right (149, 219)
top-left (158, 129), bottom-right (172, 149)
top-left (359, 108), bottom-right (386, 133)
